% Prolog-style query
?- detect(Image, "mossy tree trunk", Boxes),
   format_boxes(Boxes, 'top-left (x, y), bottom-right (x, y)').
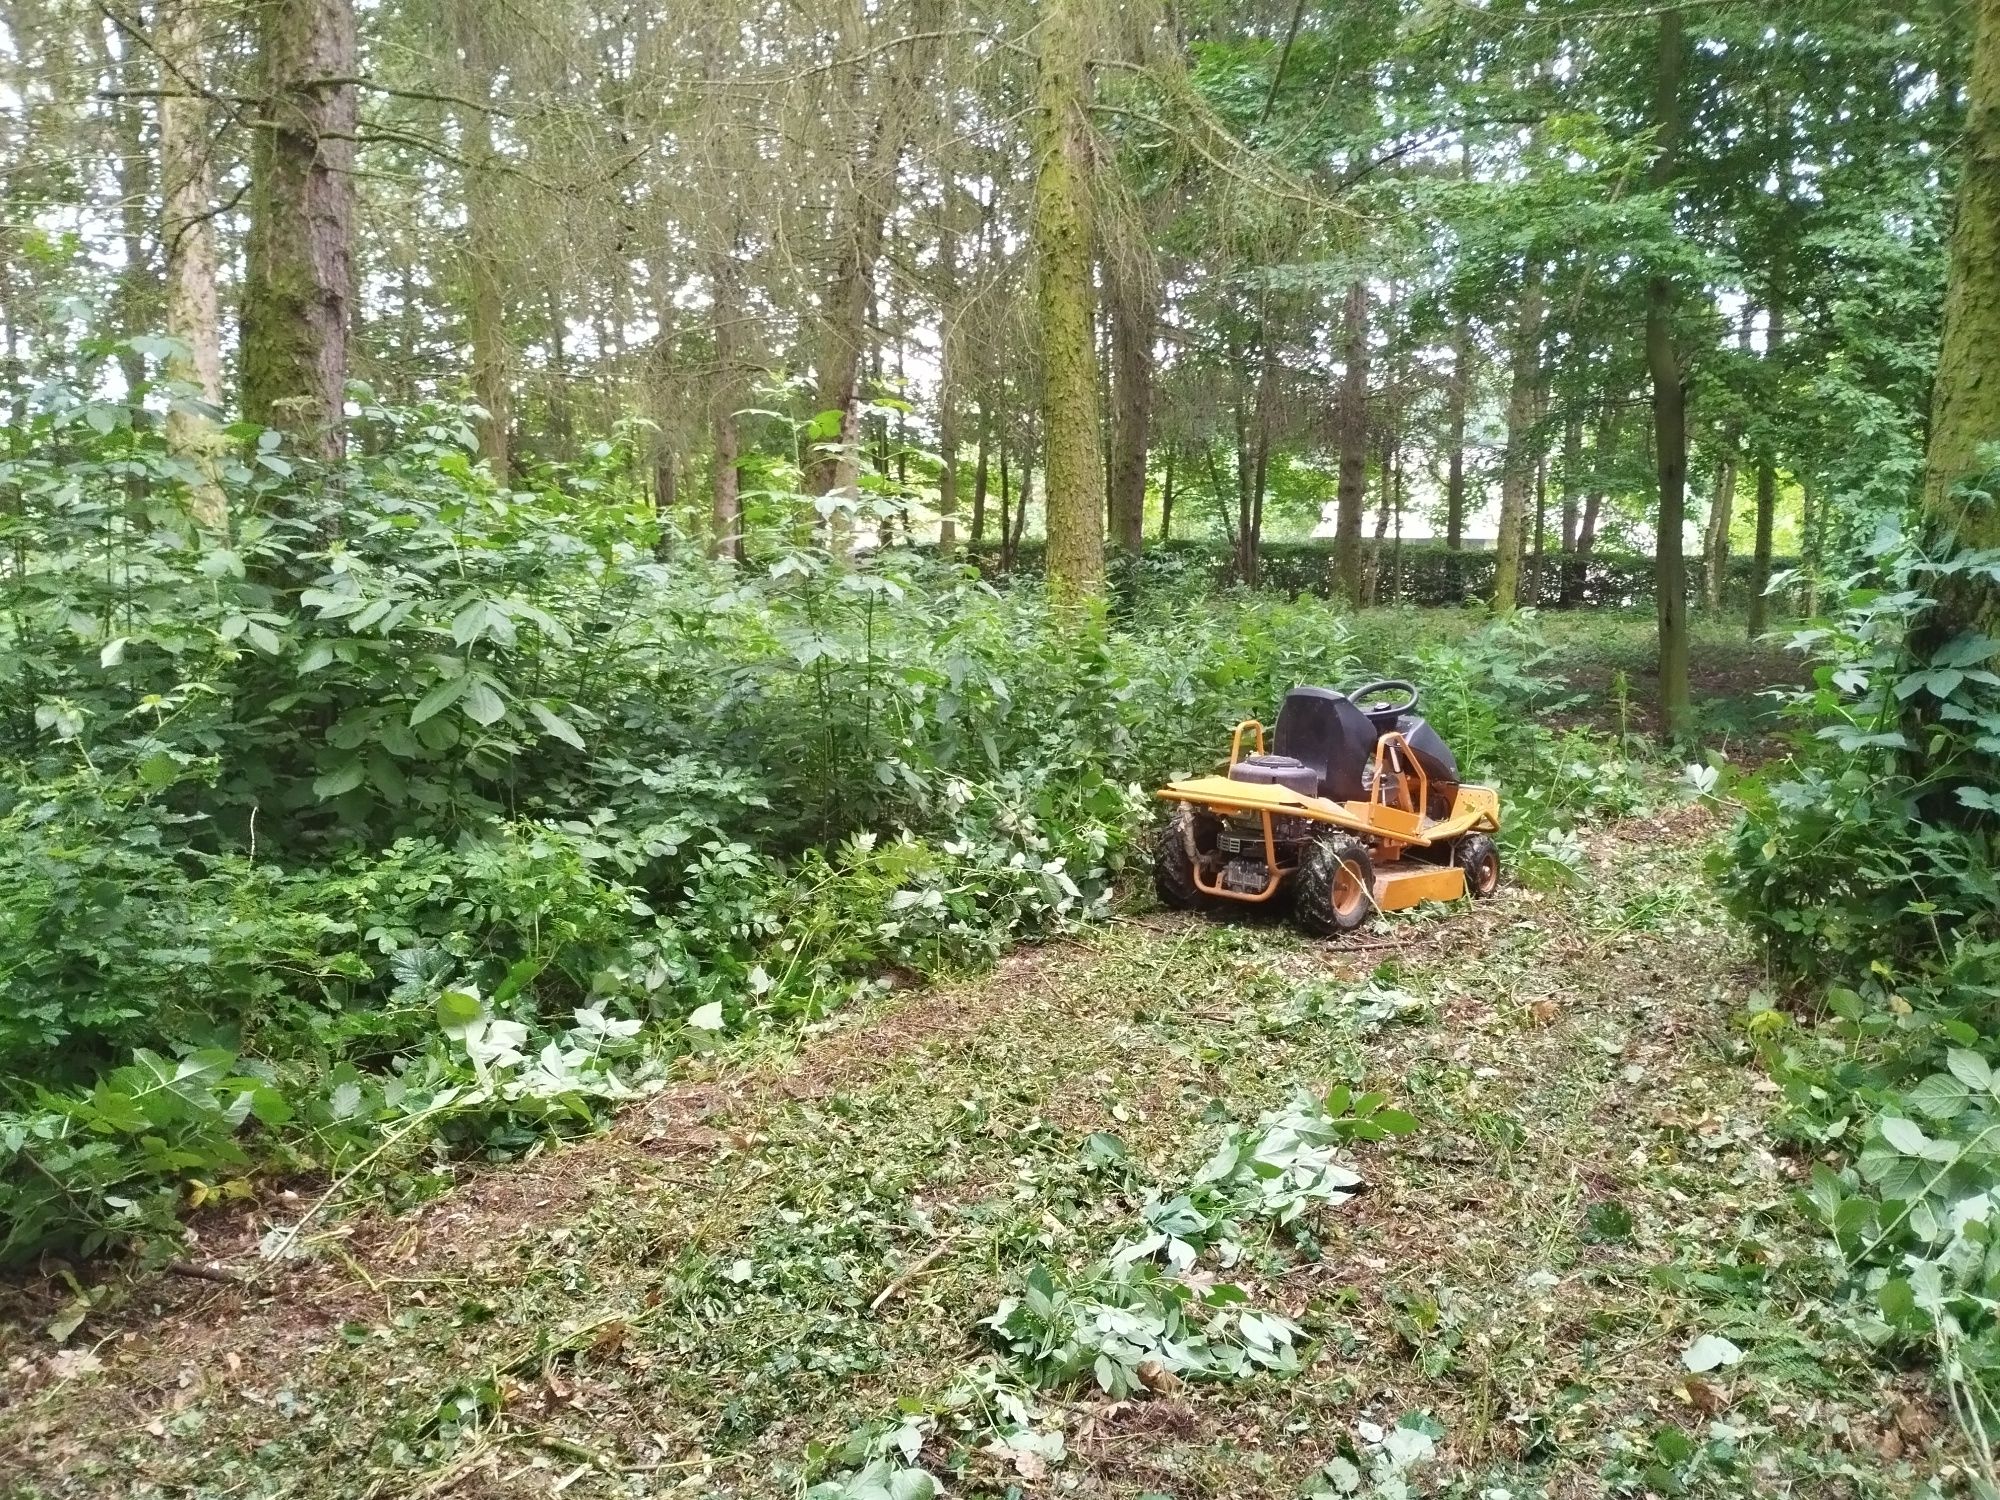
top-left (1332, 279), bottom-right (1369, 606)
top-left (1492, 260), bottom-right (1542, 613)
top-left (1919, 0), bottom-right (2000, 653)
top-left (1646, 7), bottom-right (1693, 735)
top-left (242, 0), bottom-right (358, 463)
top-left (1031, 0), bottom-right (1106, 600)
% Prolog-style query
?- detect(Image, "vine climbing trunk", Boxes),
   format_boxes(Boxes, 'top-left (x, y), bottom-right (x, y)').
top-left (242, 0), bottom-right (358, 465)
top-left (1646, 7), bottom-right (1693, 735)
top-left (1031, 0), bottom-right (1106, 600)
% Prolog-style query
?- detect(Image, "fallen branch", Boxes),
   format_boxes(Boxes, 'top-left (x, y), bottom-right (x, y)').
top-left (164, 1258), bottom-right (245, 1286)
top-left (868, 1241), bottom-right (954, 1314)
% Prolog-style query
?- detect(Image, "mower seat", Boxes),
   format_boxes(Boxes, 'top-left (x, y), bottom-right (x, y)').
top-left (1239, 686), bottom-right (1377, 803)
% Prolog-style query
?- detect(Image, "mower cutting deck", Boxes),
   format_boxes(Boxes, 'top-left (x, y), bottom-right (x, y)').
top-left (1153, 680), bottom-right (1502, 937)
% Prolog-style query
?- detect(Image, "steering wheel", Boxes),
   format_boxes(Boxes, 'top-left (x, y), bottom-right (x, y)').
top-left (1345, 679), bottom-right (1419, 719)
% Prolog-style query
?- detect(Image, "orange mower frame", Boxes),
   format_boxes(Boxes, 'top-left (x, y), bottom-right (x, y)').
top-left (1155, 717), bottom-right (1501, 936)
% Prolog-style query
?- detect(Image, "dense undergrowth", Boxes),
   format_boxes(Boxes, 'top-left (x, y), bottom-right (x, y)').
top-left (1716, 519), bottom-right (2000, 1468)
top-left (0, 395), bottom-right (1648, 1268)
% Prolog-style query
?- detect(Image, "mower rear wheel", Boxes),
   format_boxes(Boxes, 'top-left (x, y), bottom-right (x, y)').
top-left (1293, 836), bottom-right (1376, 937)
top-left (1154, 805), bottom-right (1219, 911)
top-left (1456, 833), bottom-right (1500, 898)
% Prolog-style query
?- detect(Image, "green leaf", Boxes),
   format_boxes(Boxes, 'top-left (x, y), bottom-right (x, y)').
top-left (1905, 1073), bottom-right (1971, 1121)
top-left (410, 671), bottom-right (470, 726)
top-left (1948, 1049), bottom-right (1994, 1090)
top-left (461, 680), bottom-right (506, 727)
top-left (530, 702), bottom-right (585, 749)
top-left (312, 760), bottom-right (366, 799)
top-left (249, 1086), bottom-right (293, 1127)
top-left (437, 988), bottom-right (484, 1037)
top-left (1880, 1116), bottom-right (1930, 1157)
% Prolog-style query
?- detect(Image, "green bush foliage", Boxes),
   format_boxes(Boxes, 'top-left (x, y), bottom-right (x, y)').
top-left (1716, 524), bottom-right (2000, 1428)
top-left (0, 393), bottom-right (1629, 1265)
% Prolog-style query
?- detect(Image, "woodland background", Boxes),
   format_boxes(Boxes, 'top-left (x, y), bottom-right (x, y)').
top-left (4, 0), bottom-right (2000, 1492)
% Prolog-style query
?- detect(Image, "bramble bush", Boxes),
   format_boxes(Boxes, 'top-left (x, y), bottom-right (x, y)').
top-left (1716, 512), bottom-right (2000, 1450)
top-left (0, 387), bottom-right (1632, 1265)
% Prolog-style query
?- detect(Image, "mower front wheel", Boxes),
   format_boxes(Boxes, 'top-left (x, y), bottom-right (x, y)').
top-left (1154, 805), bottom-right (1219, 911)
top-left (1293, 836), bottom-right (1376, 937)
top-left (1456, 833), bottom-right (1500, 898)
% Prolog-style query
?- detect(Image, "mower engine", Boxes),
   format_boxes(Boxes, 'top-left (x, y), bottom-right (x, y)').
top-left (1214, 812), bottom-right (1313, 892)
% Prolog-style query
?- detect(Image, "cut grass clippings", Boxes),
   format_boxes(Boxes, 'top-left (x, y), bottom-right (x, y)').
top-left (0, 796), bottom-right (1965, 1499)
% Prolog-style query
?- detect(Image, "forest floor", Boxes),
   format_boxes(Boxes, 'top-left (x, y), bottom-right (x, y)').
top-left (1, 630), bottom-right (1969, 1500)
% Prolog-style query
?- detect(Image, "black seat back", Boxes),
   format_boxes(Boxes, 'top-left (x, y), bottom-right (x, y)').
top-left (1271, 687), bottom-right (1378, 802)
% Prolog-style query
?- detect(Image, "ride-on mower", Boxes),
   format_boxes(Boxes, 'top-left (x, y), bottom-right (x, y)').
top-left (1153, 680), bottom-right (1502, 937)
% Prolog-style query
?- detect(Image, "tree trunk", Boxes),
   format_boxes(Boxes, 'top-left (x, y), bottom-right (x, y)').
top-left (1703, 458), bottom-right (1736, 611)
top-left (1492, 260), bottom-right (1542, 614)
top-left (936, 186), bottom-right (960, 551)
top-left (1012, 444), bottom-right (1034, 561)
top-left (805, 1), bottom-right (946, 533)
top-left (242, 0), bottom-right (358, 462)
top-left (1560, 413), bottom-right (1582, 553)
top-left (997, 438), bottom-right (1012, 570)
top-left (970, 400), bottom-right (990, 548)
top-left (1922, 0), bottom-right (2000, 558)
top-left (157, 0), bottom-right (226, 529)
top-left (1800, 474), bottom-right (1819, 617)
top-left (709, 253), bottom-right (745, 562)
top-left (1106, 251), bottom-right (1154, 554)
top-left (1444, 312), bottom-right (1471, 553)
top-left (450, 0), bottom-right (511, 479)
top-left (1031, 0), bottom-right (1106, 599)
top-left (1647, 8), bottom-right (1693, 735)
top-left (1746, 289), bottom-right (1788, 636)
top-left (1366, 427), bottom-right (1393, 607)
top-left (1332, 279), bottom-right (1369, 605)
top-left (88, 18), bottom-right (152, 399)
top-left (1159, 443), bottom-right (1176, 542)
top-left (1248, 340), bottom-right (1277, 588)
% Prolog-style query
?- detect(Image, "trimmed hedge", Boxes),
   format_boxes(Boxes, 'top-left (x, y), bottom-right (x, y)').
top-left (962, 539), bottom-right (1800, 611)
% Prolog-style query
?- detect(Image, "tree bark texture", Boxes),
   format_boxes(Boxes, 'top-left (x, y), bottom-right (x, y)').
top-left (1923, 0), bottom-right (2000, 559)
top-left (1032, 0), bottom-right (1106, 599)
top-left (1647, 8), bottom-right (1693, 734)
top-left (1492, 261), bottom-right (1542, 614)
top-left (805, 0), bottom-right (946, 522)
top-left (1747, 278), bottom-right (1788, 635)
top-left (1332, 279), bottom-right (1369, 606)
top-left (1703, 458), bottom-right (1736, 611)
top-left (242, 0), bottom-right (358, 462)
top-left (157, 0), bottom-right (226, 528)
top-left (1106, 250), bottom-right (1154, 554)
top-left (708, 251), bottom-right (746, 561)
top-left (450, 0), bottom-right (512, 479)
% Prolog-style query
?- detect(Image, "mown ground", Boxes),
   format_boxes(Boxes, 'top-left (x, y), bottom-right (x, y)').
top-left (0, 810), bottom-right (1966, 1498)
top-left (1, 622), bottom-right (1961, 1499)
